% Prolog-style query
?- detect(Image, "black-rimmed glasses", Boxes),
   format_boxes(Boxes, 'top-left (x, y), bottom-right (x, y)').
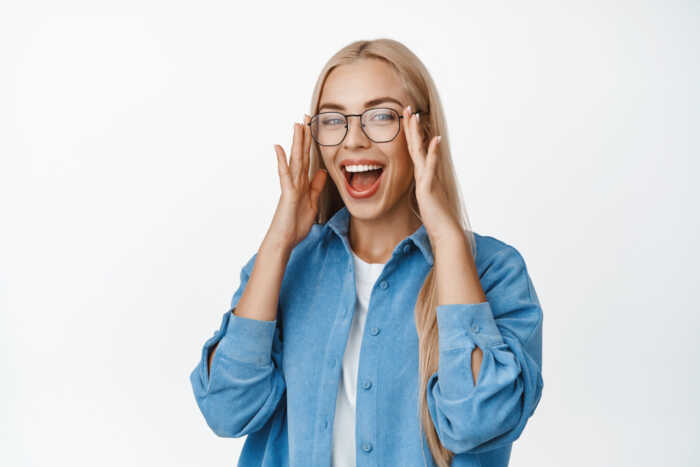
top-left (307, 108), bottom-right (428, 146)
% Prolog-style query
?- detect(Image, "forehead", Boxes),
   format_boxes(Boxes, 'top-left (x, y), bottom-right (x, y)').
top-left (319, 59), bottom-right (407, 110)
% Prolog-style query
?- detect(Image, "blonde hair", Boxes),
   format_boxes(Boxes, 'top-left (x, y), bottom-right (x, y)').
top-left (308, 38), bottom-right (477, 467)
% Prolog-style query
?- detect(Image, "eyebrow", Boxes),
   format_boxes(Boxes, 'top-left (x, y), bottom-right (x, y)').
top-left (318, 96), bottom-right (404, 112)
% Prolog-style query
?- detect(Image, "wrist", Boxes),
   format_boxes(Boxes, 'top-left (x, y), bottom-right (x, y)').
top-left (260, 232), bottom-right (295, 259)
top-left (426, 221), bottom-right (464, 246)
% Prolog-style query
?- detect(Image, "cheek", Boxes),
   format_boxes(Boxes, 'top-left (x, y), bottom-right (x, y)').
top-left (389, 146), bottom-right (414, 176)
top-left (319, 150), bottom-right (336, 174)
top-left (385, 151), bottom-right (414, 193)
top-left (320, 151), bottom-right (346, 187)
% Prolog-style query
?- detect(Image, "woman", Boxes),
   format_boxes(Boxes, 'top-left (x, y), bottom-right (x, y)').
top-left (190, 38), bottom-right (543, 467)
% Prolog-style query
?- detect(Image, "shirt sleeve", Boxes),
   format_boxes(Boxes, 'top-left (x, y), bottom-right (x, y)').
top-left (189, 252), bottom-right (287, 438)
top-left (426, 245), bottom-right (544, 454)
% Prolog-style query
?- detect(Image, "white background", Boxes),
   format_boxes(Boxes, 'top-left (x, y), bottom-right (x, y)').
top-left (2, 1), bottom-right (698, 466)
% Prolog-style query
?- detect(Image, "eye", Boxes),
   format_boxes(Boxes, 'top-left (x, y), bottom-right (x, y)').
top-left (372, 109), bottom-right (394, 117)
top-left (321, 116), bottom-right (345, 126)
top-left (366, 109), bottom-right (397, 123)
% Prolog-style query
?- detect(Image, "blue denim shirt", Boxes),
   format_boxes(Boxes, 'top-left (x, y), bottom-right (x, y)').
top-left (190, 206), bottom-right (543, 467)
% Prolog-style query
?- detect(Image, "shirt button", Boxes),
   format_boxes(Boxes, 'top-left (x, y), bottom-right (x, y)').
top-left (379, 280), bottom-right (388, 289)
top-left (257, 356), bottom-right (266, 365)
top-left (370, 327), bottom-right (380, 336)
top-left (362, 442), bottom-right (373, 452)
top-left (362, 380), bottom-right (372, 390)
top-left (403, 244), bottom-right (411, 254)
top-left (324, 419), bottom-right (328, 430)
top-left (471, 323), bottom-right (480, 333)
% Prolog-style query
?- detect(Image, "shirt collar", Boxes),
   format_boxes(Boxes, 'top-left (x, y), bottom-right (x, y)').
top-left (323, 205), bottom-right (434, 266)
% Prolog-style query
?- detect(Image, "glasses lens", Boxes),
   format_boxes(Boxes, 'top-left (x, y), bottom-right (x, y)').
top-left (310, 112), bottom-right (346, 145)
top-left (363, 108), bottom-right (399, 143)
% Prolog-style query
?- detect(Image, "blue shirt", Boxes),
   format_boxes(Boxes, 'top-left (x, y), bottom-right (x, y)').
top-left (190, 206), bottom-right (543, 467)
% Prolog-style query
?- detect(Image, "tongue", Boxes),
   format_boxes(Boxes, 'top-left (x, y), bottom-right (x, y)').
top-left (350, 169), bottom-right (382, 191)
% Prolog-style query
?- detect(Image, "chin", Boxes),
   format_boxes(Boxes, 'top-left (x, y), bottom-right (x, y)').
top-left (344, 198), bottom-right (384, 218)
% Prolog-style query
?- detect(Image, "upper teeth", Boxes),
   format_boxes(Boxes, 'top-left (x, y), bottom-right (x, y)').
top-left (345, 164), bottom-right (383, 172)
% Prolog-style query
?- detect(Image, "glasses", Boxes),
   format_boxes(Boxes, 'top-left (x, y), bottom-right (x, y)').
top-left (308, 107), bottom-right (428, 146)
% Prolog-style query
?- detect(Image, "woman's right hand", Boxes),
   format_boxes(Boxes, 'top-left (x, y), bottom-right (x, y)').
top-left (268, 114), bottom-right (328, 250)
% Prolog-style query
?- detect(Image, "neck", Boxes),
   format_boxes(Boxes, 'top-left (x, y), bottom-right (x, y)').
top-left (348, 196), bottom-right (422, 264)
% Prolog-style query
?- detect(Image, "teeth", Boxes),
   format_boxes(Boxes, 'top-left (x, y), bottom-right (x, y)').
top-left (345, 164), bottom-right (383, 173)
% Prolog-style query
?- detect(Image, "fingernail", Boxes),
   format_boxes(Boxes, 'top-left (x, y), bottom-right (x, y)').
top-left (416, 112), bottom-right (420, 121)
top-left (407, 105), bottom-right (412, 113)
top-left (437, 136), bottom-right (442, 144)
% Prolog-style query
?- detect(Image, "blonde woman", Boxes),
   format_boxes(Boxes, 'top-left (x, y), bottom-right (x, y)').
top-left (190, 38), bottom-right (543, 467)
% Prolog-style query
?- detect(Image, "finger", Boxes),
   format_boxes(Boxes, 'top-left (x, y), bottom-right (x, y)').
top-left (274, 144), bottom-right (292, 192)
top-left (403, 105), bottom-right (424, 172)
top-left (302, 114), bottom-right (312, 182)
top-left (410, 110), bottom-right (426, 161)
top-left (290, 122), bottom-right (303, 182)
top-left (309, 168), bottom-right (327, 212)
top-left (426, 135), bottom-right (441, 182)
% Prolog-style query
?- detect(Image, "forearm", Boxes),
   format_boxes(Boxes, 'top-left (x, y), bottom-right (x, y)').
top-left (233, 233), bottom-right (293, 322)
top-left (432, 229), bottom-right (487, 384)
top-left (426, 239), bottom-right (544, 453)
top-left (208, 233), bottom-right (293, 372)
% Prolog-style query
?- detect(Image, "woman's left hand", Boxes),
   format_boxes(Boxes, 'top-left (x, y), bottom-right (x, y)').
top-left (403, 104), bottom-right (461, 241)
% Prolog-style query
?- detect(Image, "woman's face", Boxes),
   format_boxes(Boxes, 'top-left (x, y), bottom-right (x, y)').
top-left (317, 58), bottom-right (417, 221)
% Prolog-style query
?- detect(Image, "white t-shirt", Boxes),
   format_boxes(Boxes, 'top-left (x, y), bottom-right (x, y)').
top-left (331, 249), bottom-right (387, 467)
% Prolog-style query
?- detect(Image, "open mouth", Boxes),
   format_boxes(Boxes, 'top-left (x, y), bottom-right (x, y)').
top-left (341, 166), bottom-right (385, 198)
top-left (342, 166), bottom-right (384, 188)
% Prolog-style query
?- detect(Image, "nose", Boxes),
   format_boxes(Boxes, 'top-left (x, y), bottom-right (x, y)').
top-left (343, 115), bottom-right (371, 149)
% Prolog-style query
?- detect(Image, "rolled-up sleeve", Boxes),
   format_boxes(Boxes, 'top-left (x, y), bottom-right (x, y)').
top-left (189, 252), bottom-right (287, 438)
top-left (426, 245), bottom-right (543, 454)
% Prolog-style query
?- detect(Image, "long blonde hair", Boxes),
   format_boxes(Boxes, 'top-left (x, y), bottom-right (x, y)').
top-left (308, 38), bottom-right (477, 467)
